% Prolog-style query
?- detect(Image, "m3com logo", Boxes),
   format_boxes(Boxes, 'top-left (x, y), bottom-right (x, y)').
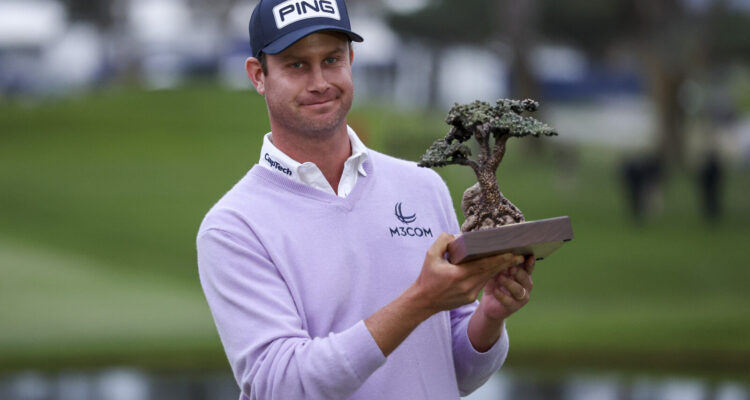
top-left (389, 203), bottom-right (433, 238)
top-left (394, 202), bottom-right (416, 224)
top-left (273, 0), bottom-right (341, 29)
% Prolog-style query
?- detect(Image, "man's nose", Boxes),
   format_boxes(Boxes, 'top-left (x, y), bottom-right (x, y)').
top-left (307, 64), bottom-right (330, 93)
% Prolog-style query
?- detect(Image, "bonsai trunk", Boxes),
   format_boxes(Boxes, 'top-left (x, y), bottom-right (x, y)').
top-left (461, 169), bottom-right (525, 232)
top-left (477, 170), bottom-right (502, 210)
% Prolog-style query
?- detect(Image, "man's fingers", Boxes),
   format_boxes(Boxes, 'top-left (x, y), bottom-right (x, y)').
top-left (462, 252), bottom-right (523, 274)
top-left (514, 267), bottom-right (533, 292)
top-left (494, 287), bottom-right (516, 308)
top-left (524, 255), bottom-right (536, 275)
top-left (499, 274), bottom-right (527, 300)
top-left (503, 253), bottom-right (525, 266)
top-left (427, 233), bottom-right (455, 258)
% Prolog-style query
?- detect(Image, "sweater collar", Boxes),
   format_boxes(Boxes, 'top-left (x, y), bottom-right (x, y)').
top-left (251, 155), bottom-right (375, 211)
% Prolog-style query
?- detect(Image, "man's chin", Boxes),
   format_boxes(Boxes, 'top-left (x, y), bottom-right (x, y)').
top-left (303, 118), bottom-right (346, 135)
top-left (299, 108), bottom-right (348, 131)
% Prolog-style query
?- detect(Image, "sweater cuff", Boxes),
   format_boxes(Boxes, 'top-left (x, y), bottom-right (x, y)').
top-left (333, 320), bottom-right (387, 383)
top-left (455, 319), bottom-right (509, 368)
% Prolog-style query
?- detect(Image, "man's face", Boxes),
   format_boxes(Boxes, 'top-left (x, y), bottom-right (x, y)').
top-left (259, 32), bottom-right (354, 140)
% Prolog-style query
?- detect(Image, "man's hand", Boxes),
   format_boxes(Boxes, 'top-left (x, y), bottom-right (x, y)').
top-left (468, 255), bottom-right (535, 352)
top-left (365, 233), bottom-right (521, 356)
top-left (411, 233), bottom-right (524, 315)
top-left (477, 255), bottom-right (535, 321)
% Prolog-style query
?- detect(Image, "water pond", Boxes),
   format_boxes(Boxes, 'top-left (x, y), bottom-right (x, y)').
top-left (1, 367), bottom-right (747, 400)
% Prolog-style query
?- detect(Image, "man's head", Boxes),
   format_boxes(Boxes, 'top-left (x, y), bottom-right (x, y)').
top-left (245, 1), bottom-right (363, 140)
top-left (248, 0), bottom-right (363, 62)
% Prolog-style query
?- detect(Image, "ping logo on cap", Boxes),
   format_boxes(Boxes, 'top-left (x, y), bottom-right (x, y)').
top-left (273, 0), bottom-right (341, 29)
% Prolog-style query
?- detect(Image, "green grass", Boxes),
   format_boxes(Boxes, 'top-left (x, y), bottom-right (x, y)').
top-left (1, 85), bottom-right (749, 373)
top-left (0, 234), bottom-right (223, 369)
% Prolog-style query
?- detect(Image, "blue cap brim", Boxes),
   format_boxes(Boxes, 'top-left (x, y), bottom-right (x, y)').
top-left (261, 25), bottom-right (364, 56)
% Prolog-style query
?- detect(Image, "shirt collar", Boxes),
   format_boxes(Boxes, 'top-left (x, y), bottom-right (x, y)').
top-left (346, 125), bottom-right (369, 177)
top-left (258, 125), bottom-right (369, 183)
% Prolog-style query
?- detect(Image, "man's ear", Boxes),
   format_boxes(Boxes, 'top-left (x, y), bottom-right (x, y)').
top-left (246, 57), bottom-right (265, 95)
top-left (349, 46), bottom-right (354, 66)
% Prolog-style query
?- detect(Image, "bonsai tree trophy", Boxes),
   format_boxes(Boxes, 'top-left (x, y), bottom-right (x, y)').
top-left (418, 99), bottom-right (573, 264)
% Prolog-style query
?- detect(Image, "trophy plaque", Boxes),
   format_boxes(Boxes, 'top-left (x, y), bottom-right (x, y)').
top-left (418, 99), bottom-right (574, 264)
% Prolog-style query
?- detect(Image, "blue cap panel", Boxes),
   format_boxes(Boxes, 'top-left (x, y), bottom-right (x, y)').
top-left (249, 0), bottom-right (363, 58)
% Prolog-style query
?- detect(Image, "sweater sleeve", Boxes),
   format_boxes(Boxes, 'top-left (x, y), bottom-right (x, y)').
top-left (450, 303), bottom-right (509, 396)
top-left (197, 227), bottom-right (386, 400)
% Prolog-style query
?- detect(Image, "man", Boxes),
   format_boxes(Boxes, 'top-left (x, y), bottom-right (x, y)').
top-left (197, 0), bottom-right (535, 398)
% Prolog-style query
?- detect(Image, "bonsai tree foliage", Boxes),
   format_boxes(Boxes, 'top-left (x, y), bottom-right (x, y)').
top-left (419, 99), bottom-right (557, 232)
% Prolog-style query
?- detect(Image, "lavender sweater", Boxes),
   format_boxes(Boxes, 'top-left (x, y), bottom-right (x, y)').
top-left (197, 150), bottom-right (509, 400)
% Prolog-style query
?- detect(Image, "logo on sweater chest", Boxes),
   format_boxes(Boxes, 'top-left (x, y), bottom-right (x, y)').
top-left (389, 202), bottom-right (433, 238)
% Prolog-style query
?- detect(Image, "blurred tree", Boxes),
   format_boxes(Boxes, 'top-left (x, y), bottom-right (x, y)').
top-left (386, 0), bottom-right (496, 106)
top-left (386, 0), bottom-right (548, 105)
top-left (387, 0), bottom-right (750, 166)
top-left (633, 0), bottom-right (698, 168)
top-left (63, 0), bottom-right (113, 27)
top-left (704, 1), bottom-right (750, 62)
top-left (538, 0), bottom-right (750, 167)
top-left (494, 0), bottom-right (540, 101)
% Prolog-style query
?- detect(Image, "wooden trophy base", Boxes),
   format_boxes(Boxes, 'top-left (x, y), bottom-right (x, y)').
top-left (447, 216), bottom-right (573, 264)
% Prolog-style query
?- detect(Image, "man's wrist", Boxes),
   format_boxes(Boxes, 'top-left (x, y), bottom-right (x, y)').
top-left (467, 307), bottom-right (505, 352)
top-left (400, 282), bottom-right (438, 322)
top-left (364, 283), bottom-right (436, 357)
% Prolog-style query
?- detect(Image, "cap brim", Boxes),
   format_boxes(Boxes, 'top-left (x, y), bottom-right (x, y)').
top-left (262, 25), bottom-right (363, 55)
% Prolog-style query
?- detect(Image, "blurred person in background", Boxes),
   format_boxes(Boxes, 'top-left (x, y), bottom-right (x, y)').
top-left (197, 0), bottom-right (535, 398)
top-left (698, 150), bottom-right (723, 223)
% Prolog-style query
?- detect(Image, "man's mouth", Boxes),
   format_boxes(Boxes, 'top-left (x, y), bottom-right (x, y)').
top-left (300, 97), bottom-right (337, 107)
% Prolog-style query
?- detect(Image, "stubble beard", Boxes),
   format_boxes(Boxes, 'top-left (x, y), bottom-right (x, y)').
top-left (267, 92), bottom-right (353, 142)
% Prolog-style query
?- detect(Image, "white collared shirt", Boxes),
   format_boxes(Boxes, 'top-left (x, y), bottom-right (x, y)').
top-left (258, 125), bottom-right (369, 198)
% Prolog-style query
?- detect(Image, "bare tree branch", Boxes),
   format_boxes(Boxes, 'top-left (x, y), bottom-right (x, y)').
top-left (454, 158), bottom-right (480, 174)
top-left (474, 123), bottom-right (492, 168)
top-left (490, 134), bottom-right (510, 171)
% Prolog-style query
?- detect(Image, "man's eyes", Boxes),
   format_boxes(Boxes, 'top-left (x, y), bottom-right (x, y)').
top-left (286, 56), bottom-right (342, 69)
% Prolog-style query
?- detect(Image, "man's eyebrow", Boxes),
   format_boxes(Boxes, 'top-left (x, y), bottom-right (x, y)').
top-left (279, 43), bottom-right (349, 60)
top-left (328, 44), bottom-right (348, 53)
top-left (275, 52), bottom-right (300, 62)
top-left (326, 47), bottom-right (347, 57)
